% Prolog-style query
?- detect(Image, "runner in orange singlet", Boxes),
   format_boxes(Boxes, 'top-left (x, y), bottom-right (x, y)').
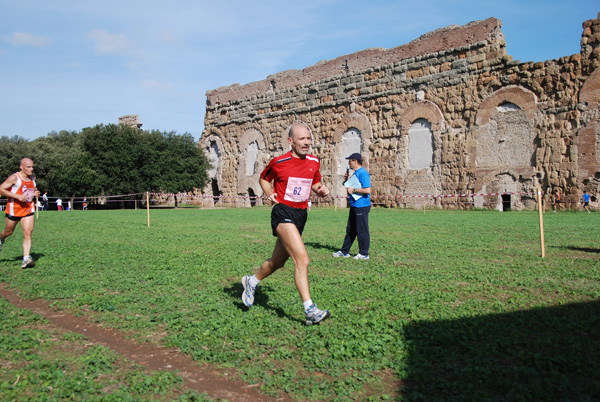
top-left (0, 158), bottom-right (40, 268)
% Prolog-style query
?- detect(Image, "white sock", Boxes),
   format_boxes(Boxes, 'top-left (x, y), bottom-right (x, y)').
top-left (23, 255), bottom-right (30, 261)
top-left (303, 299), bottom-right (314, 312)
top-left (249, 275), bottom-right (260, 288)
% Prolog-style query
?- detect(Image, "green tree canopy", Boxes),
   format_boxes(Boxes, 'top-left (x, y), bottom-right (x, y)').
top-left (80, 124), bottom-right (209, 195)
top-left (0, 126), bottom-right (209, 198)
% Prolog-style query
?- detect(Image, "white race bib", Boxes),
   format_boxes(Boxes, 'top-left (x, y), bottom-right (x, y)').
top-left (23, 187), bottom-right (35, 202)
top-left (284, 177), bottom-right (313, 203)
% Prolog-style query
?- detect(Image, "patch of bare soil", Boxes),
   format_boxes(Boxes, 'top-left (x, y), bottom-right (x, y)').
top-left (0, 283), bottom-right (292, 402)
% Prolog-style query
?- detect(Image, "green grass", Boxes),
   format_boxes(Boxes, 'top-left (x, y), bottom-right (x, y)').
top-left (0, 298), bottom-right (212, 401)
top-left (1, 208), bottom-right (599, 401)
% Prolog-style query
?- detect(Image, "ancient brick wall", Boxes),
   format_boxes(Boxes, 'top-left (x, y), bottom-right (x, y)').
top-left (200, 13), bottom-right (600, 210)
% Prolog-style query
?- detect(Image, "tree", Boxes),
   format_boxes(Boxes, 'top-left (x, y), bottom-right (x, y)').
top-left (80, 124), bottom-right (209, 195)
top-left (0, 136), bottom-right (35, 181)
top-left (0, 126), bottom-right (210, 200)
top-left (29, 130), bottom-right (100, 197)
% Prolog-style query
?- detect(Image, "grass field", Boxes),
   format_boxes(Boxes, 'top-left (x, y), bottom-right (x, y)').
top-left (1, 207), bottom-right (599, 401)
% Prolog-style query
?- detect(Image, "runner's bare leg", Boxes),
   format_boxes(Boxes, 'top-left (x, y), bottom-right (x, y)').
top-left (20, 215), bottom-right (35, 257)
top-left (254, 223), bottom-right (311, 302)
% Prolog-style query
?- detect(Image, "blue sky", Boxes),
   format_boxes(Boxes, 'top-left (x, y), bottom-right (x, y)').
top-left (1, 1), bottom-right (598, 142)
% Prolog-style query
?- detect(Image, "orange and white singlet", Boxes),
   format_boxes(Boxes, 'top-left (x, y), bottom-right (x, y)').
top-left (7, 172), bottom-right (36, 217)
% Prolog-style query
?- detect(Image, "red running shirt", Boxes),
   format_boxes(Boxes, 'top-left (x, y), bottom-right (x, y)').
top-left (260, 151), bottom-right (322, 209)
top-left (7, 172), bottom-right (36, 217)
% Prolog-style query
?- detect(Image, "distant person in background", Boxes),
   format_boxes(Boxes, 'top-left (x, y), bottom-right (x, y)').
top-left (42, 192), bottom-right (49, 211)
top-left (552, 190), bottom-right (567, 212)
top-left (67, 200), bottom-right (71, 211)
top-left (0, 158), bottom-right (40, 268)
top-left (56, 198), bottom-right (63, 211)
top-left (582, 190), bottom-right (591, 213)
top-left (83, 197), bottom-right (88, 210)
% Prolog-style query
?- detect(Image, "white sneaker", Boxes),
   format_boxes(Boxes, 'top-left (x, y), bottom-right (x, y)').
top-left (305, 304), bottom-right (330, 325)
top-left (241, 275), bottom-right (256, 307)
top-left (332, 250), bottom-right (350, 258)
top-left (353, 253), bottom-right (370, 260)
top-left (21, 255), bottom-right (35, 269)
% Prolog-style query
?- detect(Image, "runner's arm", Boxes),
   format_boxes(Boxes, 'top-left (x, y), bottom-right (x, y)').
top-left (260, 178), bottom-right (279, 205)
top-left (0, 174), bottom-right (27, 202)
top-left (312, 182), bottom-right (329, 197)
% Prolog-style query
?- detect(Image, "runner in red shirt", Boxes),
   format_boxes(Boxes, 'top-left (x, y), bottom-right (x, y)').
top-left (241, 122), bottom-right (331, 325)
top-left (0, 158), bottom-right (40, 268)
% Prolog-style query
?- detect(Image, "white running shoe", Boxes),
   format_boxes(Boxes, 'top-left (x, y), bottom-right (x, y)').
top-left (353, 253), bottom-right (370, 260)
top-left (332, 250), bottom-right (350, 258)
top-left (241, 275), bottom-right (256, 307)
top-left (305, 304), bottom-right (330, 326)
top-left (21, 255), bottom-right (35, 269)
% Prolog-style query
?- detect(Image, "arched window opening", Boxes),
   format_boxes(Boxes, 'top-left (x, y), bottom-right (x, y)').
top-left (208, 141), bottom-right (220, 178)
top-left (496, 102), bottom-right (521, 113)
top-left (246, 141), bottom-right (258, 176)
top-left (341, 128), bottom-right (362, 174)
top-left (408, 119), bottom-right (433, 170)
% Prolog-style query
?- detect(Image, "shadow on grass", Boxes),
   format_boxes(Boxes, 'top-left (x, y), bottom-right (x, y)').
top-left (563, 246), bottom-right (600, 254)
top-left (223, 282), bottom-right (303, 324)
top-left (0, 252), bottom-right (45, 264)
top-left (304, 241), bottom-right (337, 252)
top-left (402, 300), bottom-right (600, 401)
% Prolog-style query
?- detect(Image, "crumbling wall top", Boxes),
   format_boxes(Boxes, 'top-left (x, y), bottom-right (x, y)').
top-left (206, 18), bottom-right (503, 106)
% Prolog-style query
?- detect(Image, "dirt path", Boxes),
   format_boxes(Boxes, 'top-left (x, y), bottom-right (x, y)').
top-left (0, 283), bottom-right (292, 402)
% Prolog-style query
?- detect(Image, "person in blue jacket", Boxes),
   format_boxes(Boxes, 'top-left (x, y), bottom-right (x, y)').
top-left (332, 153), bottom-right (371, 260)
top-left (582, 190), bottom-right (591, 213)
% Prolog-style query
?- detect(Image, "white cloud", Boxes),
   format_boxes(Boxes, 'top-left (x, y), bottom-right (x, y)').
top-left (143, 79), bottom-right (172, 92)
top-left (157, 29), bottom-right (179, 45)
top-left (86, 29), bottom-right (134, 56)
top-left (124, 61), bottom-right (144, 73)
top-left (1, 32), bottom-right (52, 47)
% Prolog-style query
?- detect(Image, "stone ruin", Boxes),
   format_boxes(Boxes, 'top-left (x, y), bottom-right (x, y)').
top-left (199, 12), bottom-right (600, 211)
top-left (118, 114), bottom-right (143, 129)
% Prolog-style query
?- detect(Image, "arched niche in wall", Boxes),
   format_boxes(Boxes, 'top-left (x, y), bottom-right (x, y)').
top-left (472, 85), bottom-right (538, 209)
top-left (200, 132), bottom-right (225, 206)
top-left (331, 112), bottom-right (373, 206)
top-left (474, 86), bottom-right (537, 170)
top-left (237, 128), bottom-right (266, 205)
top-left (577, 67), bottom-right (600, 186)
top-left (408, 119), bottom-right (433, 170)
top-left (398, 101), bottom-right (445, 206)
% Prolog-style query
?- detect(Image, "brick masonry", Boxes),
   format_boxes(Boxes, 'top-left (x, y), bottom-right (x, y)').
top-left (200, 13), bottom-right (600, 210)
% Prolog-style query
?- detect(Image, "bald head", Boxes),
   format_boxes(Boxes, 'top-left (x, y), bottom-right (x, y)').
top-left (287, 122), bottom-right (312, 158)
top-left (288, 122), bottom-right (310, 139)
top-left (19, 158), bottom-right (34, 178)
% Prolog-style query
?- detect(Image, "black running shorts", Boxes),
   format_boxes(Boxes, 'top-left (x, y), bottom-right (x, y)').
top-left (6, 213), bottom-right (34, 222)
top-left (270, 203), bottom-right (308, 237)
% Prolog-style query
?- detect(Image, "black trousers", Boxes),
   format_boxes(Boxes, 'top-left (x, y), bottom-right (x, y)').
top-left (340, 206), bottom-right (370, 256)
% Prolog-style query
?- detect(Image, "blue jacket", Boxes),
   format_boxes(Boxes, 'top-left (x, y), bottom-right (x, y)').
top-left (349, 167), bottom-right (371, 208)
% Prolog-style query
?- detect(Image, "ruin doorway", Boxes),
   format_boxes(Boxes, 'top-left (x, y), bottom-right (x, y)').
top-left (502, 193), bottom-right (511, 211)
top-left (212, 179), bottom-right (221, 205)
top-left (248, 188), bottom-right (256, 207)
